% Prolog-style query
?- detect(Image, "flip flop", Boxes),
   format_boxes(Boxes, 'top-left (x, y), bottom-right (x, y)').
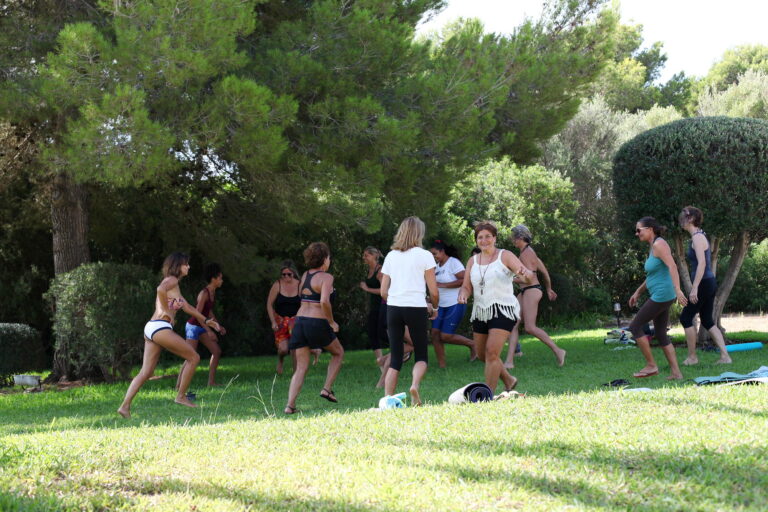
top-left (320, 388), bottom-right (338, 403)
top-left (633, 370), bottom-right (659, 378)
top-left (284, 405), bottom-right (299, 415)
top-left (602, 379), bottom-right (631, 387)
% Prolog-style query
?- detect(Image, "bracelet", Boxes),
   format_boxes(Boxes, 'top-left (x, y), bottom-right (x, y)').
top-left (204, 317), bottom-right (212, 324)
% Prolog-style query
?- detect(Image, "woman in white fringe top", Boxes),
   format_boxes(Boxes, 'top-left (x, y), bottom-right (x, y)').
top-left (458, 221), bottom-right (534, 394)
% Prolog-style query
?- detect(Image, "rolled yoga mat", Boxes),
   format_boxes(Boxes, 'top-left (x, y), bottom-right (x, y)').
top-left (726, 342), bottom-right (763, 353)
top-left (448, 382), bottom-right (494, 404)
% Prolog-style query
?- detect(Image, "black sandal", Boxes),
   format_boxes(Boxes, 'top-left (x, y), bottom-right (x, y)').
top-left (284, 405), bottom-right (299, 415)
top-left (320, 388), bottom-right (338, 403)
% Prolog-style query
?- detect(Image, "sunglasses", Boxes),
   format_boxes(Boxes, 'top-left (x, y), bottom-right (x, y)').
top-left (281, 272), bottom-right (293, 277)
top-left (635, 227), bottom-right (650, 233)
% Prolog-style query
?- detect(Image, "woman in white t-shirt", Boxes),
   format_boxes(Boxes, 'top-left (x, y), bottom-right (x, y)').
top-left (429, 240), bottom-right (476, 367)
top-left (380, 217), bottom-right (439, 406)
top-left (458, 222), bottom-right (534, 394)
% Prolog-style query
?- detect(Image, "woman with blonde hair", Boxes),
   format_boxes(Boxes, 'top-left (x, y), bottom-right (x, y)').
top-left (380, 217), bottom-right (439, 406)
top-left (458, 222), bottom-right (534, 394)
top-left (118, 252), bottom-right (220, 418)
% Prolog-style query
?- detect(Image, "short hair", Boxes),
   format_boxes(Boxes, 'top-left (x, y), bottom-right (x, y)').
top-left (280, 259), bottom-right (299, 279)
top-left (363, 246), bottom-right (383, 261)
top-left (638, 217), bottom-right (667, 237)
top-left (162, 252), bottom-right (189, 278)
top-left (474, 221), bottom-right (498, 241)
top-left (391, 217), bottom-right (425, 251)
top-left (680, 206), bottom-right (703, 228)
top-left (512, 224), bottom-right (532, 244)
top-left (304, 242), bottom-right (330, 269)
top-left (204, 263), bottom-right (222, 283)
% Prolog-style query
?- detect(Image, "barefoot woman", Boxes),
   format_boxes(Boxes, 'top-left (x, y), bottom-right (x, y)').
top-left (504, 225), bottom-right (565, 369)
top-left (118, 253), bottom-right (220, 418)
top-left (458, 222), bottom-right (533, 394)
top-left (628, 217), bottom-right (687, 380)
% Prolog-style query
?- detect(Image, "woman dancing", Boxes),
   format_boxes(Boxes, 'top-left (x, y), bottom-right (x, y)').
top-left (628, 217), bottom-right (687, 379)
top-left (381, 217), bottom-right (439, 406)
top-left (429, 240), bottom-right (476, 367)
top-left (504, 225), bottom-right (565, 368)
top-left (285, 243), bottom-right (344, 414)
top-left (678, 207), bottom-right (731, 365)
top-left (458, 222), bottom-right (533, 394)
top-left (118, 253), bottom-right (220, 418)
top-left (267, 261), bottom-right (302, 375)
top-left (177, 263), bottom-right (226, 389)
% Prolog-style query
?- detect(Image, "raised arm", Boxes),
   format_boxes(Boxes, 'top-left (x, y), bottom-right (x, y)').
top-left (502, 250), bottom-right (534, 285)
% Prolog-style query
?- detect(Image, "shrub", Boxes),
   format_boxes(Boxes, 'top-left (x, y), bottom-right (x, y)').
top-left (45, 262), bottom-right (156, 381)
top-left (0, 323), bottom-right (44, 386)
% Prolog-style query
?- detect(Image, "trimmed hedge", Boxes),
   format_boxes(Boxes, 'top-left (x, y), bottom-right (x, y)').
top-left (0, 323), bottom-right (44, 386)
top-left (613, 116), bottom-right (768, 235)
top-left (45, 262), bottom-right (156, 381)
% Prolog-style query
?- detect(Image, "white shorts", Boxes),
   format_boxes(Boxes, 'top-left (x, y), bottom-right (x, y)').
top-left (144, 320), bottom-right (173, 341)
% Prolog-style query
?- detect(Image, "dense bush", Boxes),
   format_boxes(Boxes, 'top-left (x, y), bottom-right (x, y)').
top-left (45, 262), bottom-right (156, 381)
top-left (721, 240), bottom-right (768, 313)
top-left (0, 323), bottom-right (44, 386)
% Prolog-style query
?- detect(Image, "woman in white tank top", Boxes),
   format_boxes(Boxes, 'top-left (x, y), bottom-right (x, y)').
top-left (458, 222), bottom-right (534, 394)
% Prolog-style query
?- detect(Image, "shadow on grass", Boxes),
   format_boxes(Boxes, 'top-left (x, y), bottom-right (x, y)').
top-left (411, 438), bottom-right (768, 511)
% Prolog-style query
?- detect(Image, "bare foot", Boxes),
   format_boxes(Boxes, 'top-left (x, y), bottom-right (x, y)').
top-left (469, 347), bottom-right (478, 362)
top-left (633, 366), bottom-right (659, 378)
top-left (715, 356), bottom-right (732, 364)
top-left (667, 373), bottom-right (684, 380)
top-left (175, 397), bottom-right (198, 408)
top-left (556, 349), bottom-right (566, 367)
top-left (505, 375), bottom-right (518, 391)
top-left (682, 357), bottom-right (699, 366)
top-left (503, 361), bottom-right (515, 370)
top-left (409, 387), bottom-right (422, 407)
top-left (276, 361), bottom-right (284, 375)
top-left (117, 407), bottom-right (130, 419)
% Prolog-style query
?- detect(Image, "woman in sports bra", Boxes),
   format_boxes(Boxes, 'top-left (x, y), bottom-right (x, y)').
top-left (504, 225), bottom-right (566, 369)
top-left (118, 252), bottom-right (220, 418)
top-left (177, 263), bottom-right (227, 389)
top-left (267, 260), bottom-right (302, 375)
top-left (284, 242), bottom-right (345, 414)
top-left (458, 222), bottom-right (534, 395)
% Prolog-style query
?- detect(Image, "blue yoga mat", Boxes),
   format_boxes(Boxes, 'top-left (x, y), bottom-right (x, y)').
top-left (726, 342), bottom-right (763, 353)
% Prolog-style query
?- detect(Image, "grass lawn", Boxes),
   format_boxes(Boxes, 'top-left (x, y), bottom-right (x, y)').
top-left (1, 328), bottom-right (767, 511)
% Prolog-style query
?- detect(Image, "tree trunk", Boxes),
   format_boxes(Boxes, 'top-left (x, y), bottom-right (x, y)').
top-left (48, 171), bottom-right (91, 382)
top-left (696, 232), bottom-right (750, 345)
top-left (673, 234), bottom-right (691, 292)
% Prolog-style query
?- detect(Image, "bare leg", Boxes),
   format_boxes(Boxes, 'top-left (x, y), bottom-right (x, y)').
top-left (709, 326), bottom-right (731, 364)
top-left (286, 347), bottom-right (310, 413)
top-left (176, 337), bottom-right (199, 390)
top-left (384, 367), bottom-right (399, 396)
top-left (276, 340), bottom-right (289, 375)
top-left (118, 338), bottom-right (163, 418)
top-left (682, 326), bottom-right (699, 365)
top-left (633, 335), bottom-right (658, 377)
top-left (311, 348), bottom-right (321, 365)
top-left (410, 361), bottom-right (427, 406)
top-left (504, 292), bottom-right (523, 368)
top-left (441, 332), bottom-right (476, 360)
top-left (521, 289), bottom-right (565, 366)
top-left (321, 339), bottom-right (344, 396)
top-left (198, 332), bottom-right (221, 386)
top-left (484, 329), bottom-right (517, 393)
top-left (661, 343), bottom-right (683, 380)
top-left (431, 328), bottom-right (447, 368)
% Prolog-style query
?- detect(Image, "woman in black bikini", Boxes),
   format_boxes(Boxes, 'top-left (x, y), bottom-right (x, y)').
top-left (504, 225), bottom-right (566, 369)
top-left (285, 243), bottom-right (345, 414)
top-left (118, 252), bottom-right (220, 418)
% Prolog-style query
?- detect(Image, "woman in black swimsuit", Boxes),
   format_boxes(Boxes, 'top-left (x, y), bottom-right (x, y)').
top-left (504, 225), bottom-right (566, 368)
top-left (360, 247), bottom-right (386, 362)
top-left (285, 243), bottom-right (345, 414)
top-left (267, 261), bottom-right (301, 375)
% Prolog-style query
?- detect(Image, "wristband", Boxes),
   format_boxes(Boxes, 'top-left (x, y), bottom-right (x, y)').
top-left (204, 317), bottom-right (212, 324)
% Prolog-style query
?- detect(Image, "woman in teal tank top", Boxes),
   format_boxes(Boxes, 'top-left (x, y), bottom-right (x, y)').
top-left (627, 217), bottom-right (688, 380)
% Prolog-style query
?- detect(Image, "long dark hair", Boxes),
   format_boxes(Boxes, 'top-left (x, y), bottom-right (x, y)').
top-left (638, 217), bottom-right (667, 237)
top-left (431, 239), bottom-right (460, 259)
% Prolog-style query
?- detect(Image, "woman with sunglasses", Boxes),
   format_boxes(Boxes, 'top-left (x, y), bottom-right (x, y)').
top-left (628, 217), bottom-right (687, 379)
top-left (267, 261), bottom-right (302, 375)
top-left (678, 206), bottom-right (731, 365)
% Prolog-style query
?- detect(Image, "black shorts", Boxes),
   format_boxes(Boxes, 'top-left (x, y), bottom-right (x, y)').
top-left (289, 316), bottom-right (337, 350)
top-left (472, 309), bottom-right (517, 334)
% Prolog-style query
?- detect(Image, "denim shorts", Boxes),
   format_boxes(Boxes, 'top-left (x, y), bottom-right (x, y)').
top-left (185, 323), bottom-right (207, 341)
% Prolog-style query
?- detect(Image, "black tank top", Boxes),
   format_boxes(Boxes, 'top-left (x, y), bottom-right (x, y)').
top-left (274, 281), bottom-right (300, 317)
top-left (365, 265), bottom-right (382, 310)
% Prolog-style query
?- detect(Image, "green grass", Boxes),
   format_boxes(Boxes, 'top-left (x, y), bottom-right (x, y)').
top-left (1, 329), bottom-right (767, 511)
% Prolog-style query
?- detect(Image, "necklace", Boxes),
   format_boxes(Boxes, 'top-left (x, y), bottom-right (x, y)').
top-left (478, 249), bottom-right (496, 295)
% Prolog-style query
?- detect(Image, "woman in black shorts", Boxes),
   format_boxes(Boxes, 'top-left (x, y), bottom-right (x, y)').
top-left (284, 242), bottom-right (345, 414)
top-left (458, 222), bottom-right (534, 394)
top-left (678, 207), bottom-right (731, 365)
